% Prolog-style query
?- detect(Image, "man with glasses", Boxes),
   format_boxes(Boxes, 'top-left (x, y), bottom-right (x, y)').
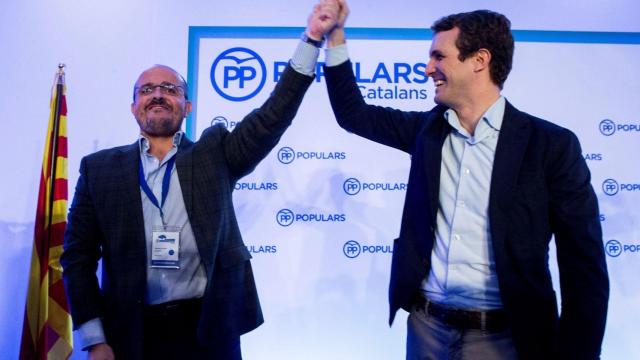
top-left (61, 2), bottom-right (340, 358)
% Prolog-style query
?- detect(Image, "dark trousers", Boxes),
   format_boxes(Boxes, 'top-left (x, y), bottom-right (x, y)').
top-left (143, 298), bottom-right (241, 360)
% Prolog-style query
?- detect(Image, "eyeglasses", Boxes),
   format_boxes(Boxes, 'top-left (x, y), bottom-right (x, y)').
top-left (136, 83), bottom-right (185, 97)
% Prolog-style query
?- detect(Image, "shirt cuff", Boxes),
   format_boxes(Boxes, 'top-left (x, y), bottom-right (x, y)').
top-left (324, 44), bottom-right (349, 67)
top-left (290, 40), bottom-right (320, 77)
top-left (76, 317), bottom-right (107, 351)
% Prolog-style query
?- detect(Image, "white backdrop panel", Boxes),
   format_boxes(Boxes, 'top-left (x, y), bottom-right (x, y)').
top-left (189, 28), bottom-right (640, 359)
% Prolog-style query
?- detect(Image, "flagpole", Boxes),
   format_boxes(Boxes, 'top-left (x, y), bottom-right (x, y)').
top-left (46, 64), bottom-right (64, 244)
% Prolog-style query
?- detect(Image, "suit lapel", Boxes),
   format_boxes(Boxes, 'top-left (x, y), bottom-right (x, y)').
top-left (423, 109), bottom-right (451, 220)
top-left (174, 136), bottom-right (212, 271)
top-left (175, 136), bottom-right (194, 221)
top-left (118, 142), bottom-right (146, 257)
top-left (489, 101), bottom-right (531, 251)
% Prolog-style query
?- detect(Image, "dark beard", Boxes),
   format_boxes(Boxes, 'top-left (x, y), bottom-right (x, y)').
top-left (139, 117), bottom-right (182, 137)
top-left (138, 97), bottom-right (182, 136)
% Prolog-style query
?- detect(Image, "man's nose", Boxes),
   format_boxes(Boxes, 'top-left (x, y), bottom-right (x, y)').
top-left (151, 86), bottom-right (166, 97)
top-left (425, 59), bottom-right (435, 77)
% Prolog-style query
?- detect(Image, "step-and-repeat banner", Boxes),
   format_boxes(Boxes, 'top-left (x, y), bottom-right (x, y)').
top-left (187, 27), bottom-right (639, 359)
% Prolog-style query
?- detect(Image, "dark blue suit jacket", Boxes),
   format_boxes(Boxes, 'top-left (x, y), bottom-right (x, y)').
top-left (325, 61), bottom-right (609, 359)
top-left (61, 65), bottom-right (313, 358)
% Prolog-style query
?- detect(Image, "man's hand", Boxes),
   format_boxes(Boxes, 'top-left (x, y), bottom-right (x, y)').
top-left (305, 0), bottom-right (340, 41)
top-left (334, 0), bottom-right (349, 29)
top-left (327, 0), bottom-right (350, 47)
top-left (88, 343), bottom-right (115, 360)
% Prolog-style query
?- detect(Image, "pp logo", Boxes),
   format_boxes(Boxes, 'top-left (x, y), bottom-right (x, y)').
top-left (599, 119), bottom-right (616, 136)
top-left (343, 178), bottom-right (361, 195)
top-left (602, 179), bottom-right (619, 196)
top-left (276, 209), bottom-right (294, 227)
top-left (278, 147), bottom-right (296, 164)
top-left (211, 116), bottom-right (229, 128)
top-left (343, 240), bottom-right (361, 258)
top-left (605, 240), bottom-right (622, 257)
top-left (210, 47), bottom-right (266, 101)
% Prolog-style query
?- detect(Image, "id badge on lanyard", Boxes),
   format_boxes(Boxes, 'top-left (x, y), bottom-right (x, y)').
top-left (151, 225), bottom-right (181, 268)
top-left (139, 154), bottom-right (182, 269)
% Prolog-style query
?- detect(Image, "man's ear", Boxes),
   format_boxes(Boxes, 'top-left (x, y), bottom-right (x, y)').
top-left (474, 48), bottom-right (492, 73)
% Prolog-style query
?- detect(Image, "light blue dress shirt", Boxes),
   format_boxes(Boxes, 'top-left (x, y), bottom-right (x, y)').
top-left (139, 131), bottom-right (207, 305)
top-left (422, 97), bottom-right (506, 310)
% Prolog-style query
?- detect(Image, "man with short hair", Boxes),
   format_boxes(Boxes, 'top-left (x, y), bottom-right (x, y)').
top-left (61, 2), bottom-right (340, 358)
top-left (314, 1), bottom-right (609, 359)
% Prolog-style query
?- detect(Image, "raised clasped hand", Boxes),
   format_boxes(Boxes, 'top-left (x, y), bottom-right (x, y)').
top-left (306, 0), bottom-right (341, 40)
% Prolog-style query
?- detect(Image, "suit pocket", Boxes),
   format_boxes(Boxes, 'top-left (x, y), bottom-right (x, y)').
top-left (218, 245), bottom-right (252, 269)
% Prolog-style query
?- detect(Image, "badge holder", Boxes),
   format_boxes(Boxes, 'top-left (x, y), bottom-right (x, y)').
top-left (151, 225), bottom-right (181, 269)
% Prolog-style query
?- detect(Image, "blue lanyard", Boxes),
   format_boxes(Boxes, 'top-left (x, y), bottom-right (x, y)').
top-left (138, 154), bottom-right (177, 224)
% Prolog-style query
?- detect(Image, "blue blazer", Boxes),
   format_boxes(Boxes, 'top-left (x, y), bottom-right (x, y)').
top-left (61, 65), bottom-right (313, 358)
top-left (325, 60), bottom-right (609, 359)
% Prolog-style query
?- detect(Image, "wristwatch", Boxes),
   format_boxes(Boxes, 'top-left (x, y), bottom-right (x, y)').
top-left (301, 32), bottom-right (325, 48)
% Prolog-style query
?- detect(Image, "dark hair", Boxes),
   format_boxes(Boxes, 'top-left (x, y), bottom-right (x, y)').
top-left (431, 10), bottom-right (514, 88)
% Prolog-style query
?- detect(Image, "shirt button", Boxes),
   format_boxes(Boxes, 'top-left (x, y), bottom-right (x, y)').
top-left (458, 200), bottom-right (466, 207)
top-left (453, 234), bottom-right (461, 241)
top-left (464, 168), bottom-right (470, 175)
